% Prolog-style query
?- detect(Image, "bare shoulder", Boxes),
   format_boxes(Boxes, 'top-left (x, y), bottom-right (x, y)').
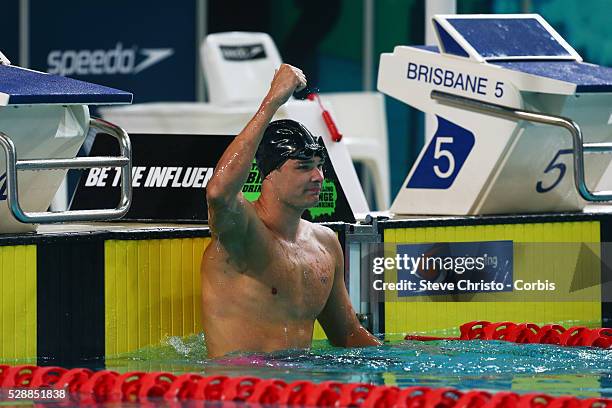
top-left (310, 222), bottom-right (337, 241)
top-left (308, 222), bottom-right (342, 256)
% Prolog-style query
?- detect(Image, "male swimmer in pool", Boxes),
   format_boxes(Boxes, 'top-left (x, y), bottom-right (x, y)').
top-left (201, 64), bottom-right (382, 358)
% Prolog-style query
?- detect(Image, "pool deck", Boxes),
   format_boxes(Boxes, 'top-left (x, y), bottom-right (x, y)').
top-left (2, 204), bottom-right (612, 245)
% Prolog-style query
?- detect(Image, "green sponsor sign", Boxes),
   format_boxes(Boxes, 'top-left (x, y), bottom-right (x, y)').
top-left (308, 179), bottom-right (337, 219)
top-left (242, 161), bottom-right (263, 202)
top-left (241, 160), bottom-right (339, 221)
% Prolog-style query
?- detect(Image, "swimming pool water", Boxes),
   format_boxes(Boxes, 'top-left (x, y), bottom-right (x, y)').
top-left (101, 333), bottom-right (612, 398)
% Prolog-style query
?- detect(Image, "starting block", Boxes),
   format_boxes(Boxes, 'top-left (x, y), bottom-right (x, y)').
top-left (0, 58), bottom-right (133, 233)
top-left (378, 14), bottom-right (612, 215)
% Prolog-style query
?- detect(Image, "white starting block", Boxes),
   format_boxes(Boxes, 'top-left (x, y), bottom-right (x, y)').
top-left (0, 60), bottom-right (133, 233)
top-left (378, 14), bottom-right (612, 215)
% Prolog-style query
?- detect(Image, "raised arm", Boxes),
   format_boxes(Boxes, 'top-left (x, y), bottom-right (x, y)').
top-left (317, 230), bottom-right (382, 348)
top-left (206, 65), bottom-right (306, 238)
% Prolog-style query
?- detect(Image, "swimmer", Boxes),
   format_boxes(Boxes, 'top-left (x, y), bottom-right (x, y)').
top-left (201, 64), bottom-right (381, 358)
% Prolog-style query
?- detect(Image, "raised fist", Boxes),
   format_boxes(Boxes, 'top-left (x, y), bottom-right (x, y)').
top-left (266, 64), bottom-right (307, 108)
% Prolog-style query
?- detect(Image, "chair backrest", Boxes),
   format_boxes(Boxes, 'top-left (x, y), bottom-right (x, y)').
top-left (320, 92), bottom-right (388, 152)
top-left (201, 32), bottom-right (282, 106)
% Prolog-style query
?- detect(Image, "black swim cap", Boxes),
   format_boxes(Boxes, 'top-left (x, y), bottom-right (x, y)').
top-left (256, 119), bottom-right (326, 179)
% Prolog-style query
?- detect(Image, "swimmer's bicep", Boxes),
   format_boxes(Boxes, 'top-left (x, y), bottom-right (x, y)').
top-left (318, 246), bottom-right (381, 348)
top-left (317, 282), bottom-right (359, 347)
top-left (317, 235), bottom-right (360, 346)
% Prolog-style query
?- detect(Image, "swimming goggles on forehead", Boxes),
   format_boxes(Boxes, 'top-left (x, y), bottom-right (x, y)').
top-left (274, 136), bottom-right (327, 161)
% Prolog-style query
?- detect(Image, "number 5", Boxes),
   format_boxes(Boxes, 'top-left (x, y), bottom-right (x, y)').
top-left (495, 81), bottom-right (504, 98)
top-left (536, 149), bottom-right (573, 193)
top-left (433, 137), bottom-right (455, 179)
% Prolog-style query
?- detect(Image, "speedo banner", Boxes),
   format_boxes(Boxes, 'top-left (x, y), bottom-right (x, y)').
top-left (28, 0), bottom-right (196, 103)
top-left (71, 133), bottom-right (355, 223)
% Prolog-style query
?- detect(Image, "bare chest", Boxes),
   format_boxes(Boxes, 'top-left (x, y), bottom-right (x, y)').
top-left (263, 239), bottom-right (335, 317)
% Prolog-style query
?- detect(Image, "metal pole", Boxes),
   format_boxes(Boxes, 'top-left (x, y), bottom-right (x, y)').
top-left (196, 0), bottom-right (208, 102)
top-left (424, 0), bottom-right (456, 143)
top-left (363, 0), bottom-right (374, 91)
top-left (425, 0), bottom-right (456, 46)
top-left (19, 0), bottom-right (29, 67)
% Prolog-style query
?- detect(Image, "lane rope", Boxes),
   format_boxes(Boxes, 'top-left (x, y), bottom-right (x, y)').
top-left (0, 364), bottom-right (610, 406)
top-left (405, 321), bottom-right (612, 349)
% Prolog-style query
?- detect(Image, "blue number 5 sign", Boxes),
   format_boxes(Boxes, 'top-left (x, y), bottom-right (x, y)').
top-left (407, 116), bottom-right (475, 189)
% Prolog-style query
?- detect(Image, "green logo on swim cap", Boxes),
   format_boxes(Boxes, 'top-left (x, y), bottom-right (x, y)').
top-left (307, 179), bottom-right (337, 219)
top-left (241, 160), bottom-right (337, 219)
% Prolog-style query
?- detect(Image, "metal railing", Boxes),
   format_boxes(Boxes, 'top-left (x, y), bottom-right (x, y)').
top-left (0, 117), bottom-right (132, 223)
top-left (431, 90), bottom-right (612, 202)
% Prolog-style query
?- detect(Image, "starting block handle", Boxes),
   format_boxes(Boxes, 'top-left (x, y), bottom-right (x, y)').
top-left (431, 90), bottom-right (612, 202)
top-left (0, 117), bottom-right (132, 223)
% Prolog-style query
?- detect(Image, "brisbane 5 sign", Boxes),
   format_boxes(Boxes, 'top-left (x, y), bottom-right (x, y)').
top-left (406, 115), bottom-right (576, 197)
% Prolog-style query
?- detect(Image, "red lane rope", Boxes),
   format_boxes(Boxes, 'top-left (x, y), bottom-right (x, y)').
top-left (0, 365), bottom-right (610, 406)
top-left (405, 321), bottom-right (612, 349)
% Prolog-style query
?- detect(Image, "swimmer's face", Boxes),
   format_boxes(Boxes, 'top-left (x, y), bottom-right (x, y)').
top-left (268, 156), bottom-right (325, 208)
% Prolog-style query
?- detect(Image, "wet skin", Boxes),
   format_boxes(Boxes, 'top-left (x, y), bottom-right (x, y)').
top-left (201, 64), bottom-right (381, 358)
top-left (201, 194), bottom-right (337, 356)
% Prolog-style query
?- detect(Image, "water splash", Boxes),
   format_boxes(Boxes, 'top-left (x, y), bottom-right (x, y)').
top-left (104, 335), bottom-right (611, 397)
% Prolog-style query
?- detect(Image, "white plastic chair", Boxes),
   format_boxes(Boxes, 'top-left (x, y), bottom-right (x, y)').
top-left (201, 32), bottom-right (282, 106)
top-left (319, 92), bottom-right (390, 209)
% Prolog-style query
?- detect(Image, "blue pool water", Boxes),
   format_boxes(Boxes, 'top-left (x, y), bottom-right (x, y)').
top-left (103, 334), bottom-right (612, 398)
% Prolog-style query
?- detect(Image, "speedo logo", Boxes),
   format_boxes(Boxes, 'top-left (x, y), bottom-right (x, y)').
top-left (47, 43), bottom-right (174, 76)
top-left (0, 172), bottom-right (7, 201)
top-left (220, 44), bottom-right (266, 61)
